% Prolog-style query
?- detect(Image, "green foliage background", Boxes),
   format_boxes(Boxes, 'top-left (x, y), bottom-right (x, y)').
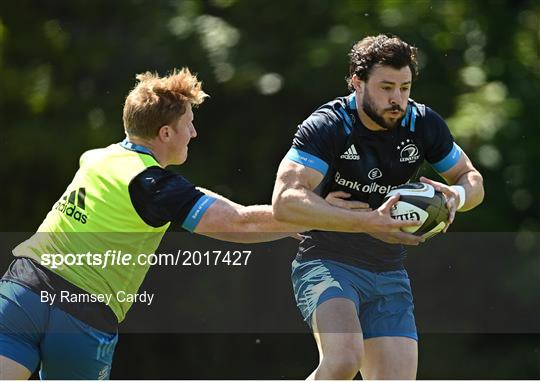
top-left (1, 0), bottom-right (539, 379)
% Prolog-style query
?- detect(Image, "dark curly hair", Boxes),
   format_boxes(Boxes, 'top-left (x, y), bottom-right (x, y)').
top-left (346, 34), bottom-right (418, 91)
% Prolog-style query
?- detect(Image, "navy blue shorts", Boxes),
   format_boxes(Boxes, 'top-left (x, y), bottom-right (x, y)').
top-left (291, 259), bottom-right (417, 340)
top-left (0, 280), bottom-right (118, 379)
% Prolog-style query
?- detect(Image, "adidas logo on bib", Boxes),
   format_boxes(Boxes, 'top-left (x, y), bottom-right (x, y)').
top-left (340, 144), bottom-right (360, 160)
top-left (53, 187), bottom-right (88, 224)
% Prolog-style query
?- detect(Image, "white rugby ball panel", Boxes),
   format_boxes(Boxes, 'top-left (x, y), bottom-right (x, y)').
top-left (390, 201), bottom-right (428, 234)
top-left (386, 182), bottom-right (435, 199)
top-left (384, 182), bottom-right (449, 238)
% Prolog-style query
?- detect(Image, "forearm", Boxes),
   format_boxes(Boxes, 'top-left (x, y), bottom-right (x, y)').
top-left (206, 231), bottom-right (295, 243)
top-left (193, 191), bottom-right (309, 242)
top-left (198, 187), bottom-right (309, 233)
top-left (207, 205), bottom-right (305, 243)
top-left (237, 204), bottom-right (308, 232)
top-left (454, 170), bottom-right (484, 211)
top-left (273, 187), bottom-right (370, 232)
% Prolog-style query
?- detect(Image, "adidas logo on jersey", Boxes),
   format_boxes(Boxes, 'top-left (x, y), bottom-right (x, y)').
top-left (53, 188), bottom-right (88, 224)
top-left (340, 144), bottom-right (360, 160)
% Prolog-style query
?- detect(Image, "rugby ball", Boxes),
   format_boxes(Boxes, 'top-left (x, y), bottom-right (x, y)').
top-left (384, 182), bottom-right (449, 239)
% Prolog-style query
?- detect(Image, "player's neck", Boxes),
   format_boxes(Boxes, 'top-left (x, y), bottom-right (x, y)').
top-left (126, 136), bottom-right (168, 167)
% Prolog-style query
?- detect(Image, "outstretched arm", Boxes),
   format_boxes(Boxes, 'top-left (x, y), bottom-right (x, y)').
top-left (192, 187), bottom-right (367, 243)
top-left (272, 159), bottom-right (423, 245)
top-left (193, 190), bottom-right (304, 243)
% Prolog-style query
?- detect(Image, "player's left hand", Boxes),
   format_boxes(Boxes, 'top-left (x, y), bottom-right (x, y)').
top-left (420, 176), bottom-right (458, 232)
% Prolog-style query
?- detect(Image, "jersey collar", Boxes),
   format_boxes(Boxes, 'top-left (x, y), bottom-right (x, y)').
top-left (348, 93), bottom-right (357, 110)
top-left (349, 93), bottom-right (416, 132)
top-left (400, 102), bottom-right (418, 132)
top-left (120, 138), bottom-right (156, 157)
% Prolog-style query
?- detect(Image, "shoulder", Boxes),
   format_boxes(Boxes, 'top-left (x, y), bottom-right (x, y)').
top-left (130, 166), bottom-right (193, 192)
top-left (79, 146), bottom-right (113, 167)
top-left (403, 100), bottom-right (448, 134)
top-left (411, 101), bottom-right (445, 125)
top-left (408, 101), bottom-right (456, 163)
top-left (79, 144), bottom-right (159, 174)
top-left (128, 166), bottom-right (204, 227)
top-left (298, 97), bottom-right (353, 138)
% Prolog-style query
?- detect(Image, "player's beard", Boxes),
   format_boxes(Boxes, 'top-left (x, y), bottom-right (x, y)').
top-left (362, 88), bottom-right (404, 130)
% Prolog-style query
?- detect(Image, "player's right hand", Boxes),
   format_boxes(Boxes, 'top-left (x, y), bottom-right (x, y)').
top-left (365, 194), bottom-right (424, 246)
top-left (325, 191), bottom-right (372, 211)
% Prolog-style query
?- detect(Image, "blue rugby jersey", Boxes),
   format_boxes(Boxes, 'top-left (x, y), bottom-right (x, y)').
top-left (285, 93), bottom-right (461, 271)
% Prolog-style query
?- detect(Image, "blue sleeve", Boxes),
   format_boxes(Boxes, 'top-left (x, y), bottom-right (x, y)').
top-left (128, 167), bottom-right (213, 230)
top-left (287, 106), bottom-right (348, 176)
top-left (422, 107), bottom-right (462, 173)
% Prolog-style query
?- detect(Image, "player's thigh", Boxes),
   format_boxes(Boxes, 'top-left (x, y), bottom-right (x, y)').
top-left (355, 269), bottom-right (417, 379)
top-left (362, 336), bottom-right (418, 380)
top-left (39, 307), bottom-right (118, 380)
top-left (291, 258), bottom-right (363, 327)
top-left (291, 259), bottom-right (366, 366)
top-left (0, 281), bottom-right (45, 376)
top-left (312, 297), bottom-right (364, 361)
top-left (359, 269), bottom-right (417, 340)
top-left (0, 355), bottom-right (32, 380)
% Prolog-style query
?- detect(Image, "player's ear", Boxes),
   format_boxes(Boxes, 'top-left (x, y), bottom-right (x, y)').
top-left (351, 74), bottom-right (364, 93)
top-left (157, 125), bottom-right (171, 142)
